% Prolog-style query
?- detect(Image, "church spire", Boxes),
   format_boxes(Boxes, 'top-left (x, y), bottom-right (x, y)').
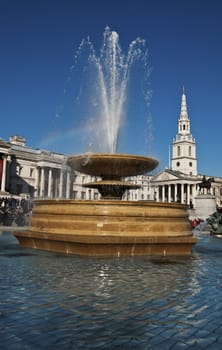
top-left (177, 87), bottom-right (190, 135)
top-left (180, 86), bottom-right (189, 120)
top-left (171, 88), bottom-right (197, 176)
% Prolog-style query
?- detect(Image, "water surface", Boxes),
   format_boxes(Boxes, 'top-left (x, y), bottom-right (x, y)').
top-left (0, 231), bottom-right (222, 349)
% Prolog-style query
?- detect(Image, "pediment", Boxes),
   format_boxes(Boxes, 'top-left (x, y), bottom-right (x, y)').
top-left (152, 170), bottom-right (180, 182)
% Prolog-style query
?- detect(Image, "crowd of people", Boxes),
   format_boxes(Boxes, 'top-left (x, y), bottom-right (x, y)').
top-left (0, 196), bottom-right (32, 226)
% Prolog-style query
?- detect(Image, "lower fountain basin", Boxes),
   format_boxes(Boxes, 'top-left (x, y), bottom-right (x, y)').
top-left (14, 199), bottom-right (197, 257)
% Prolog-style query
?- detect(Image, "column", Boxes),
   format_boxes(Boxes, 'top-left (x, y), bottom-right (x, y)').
top-left (59, 169), bottom-right (64, 198)
top-left (5, 155), bottom-right (11, 192)
top-left (187, 184), bottom-right (190, 205)
top-left (181, 183), bottom-right (184, 204)
top-left (1, 155), bottom-right (7, 192)
top-left (48, 168), bottom-right (52, 198)
top-left (35, 167), bottom-right (40, 197)
top-left (162, 185), bottom-right (165, 202)
top-left (156, 186), bottom-right (159, 201)
top-left (40, 167), bottom-right (45, 198)
top-left (66, 172), bottom-right (70, 199)
top-left (168, 184), bottom-right (171, 202)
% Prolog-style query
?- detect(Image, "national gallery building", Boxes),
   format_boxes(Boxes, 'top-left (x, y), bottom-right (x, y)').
top-left (1, 90), bottom-right (222, 208)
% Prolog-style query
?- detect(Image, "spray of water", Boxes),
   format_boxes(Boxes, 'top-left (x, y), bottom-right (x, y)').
top-left (70, 27), bottom-right (152, 153)
top-left (41, 27), bottom-right (152, 154)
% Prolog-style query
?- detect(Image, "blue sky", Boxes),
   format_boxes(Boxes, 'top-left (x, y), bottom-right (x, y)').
top-left (0, 0), bottom-right (222, 176)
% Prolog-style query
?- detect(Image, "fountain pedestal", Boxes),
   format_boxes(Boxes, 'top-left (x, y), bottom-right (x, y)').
top-left (194, 194), bottom-right (216, 220)
top-left (14, 153), bottom-right (197, 256)
top-left (15, 199), bottom-right (196, 256)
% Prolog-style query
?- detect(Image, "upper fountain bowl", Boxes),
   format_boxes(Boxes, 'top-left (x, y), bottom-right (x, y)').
top-left (67, 153), bottom-right (159, 178)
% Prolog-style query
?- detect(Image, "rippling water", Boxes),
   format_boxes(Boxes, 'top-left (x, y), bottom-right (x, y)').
top-left (1, 231), bottom-right (222, 349)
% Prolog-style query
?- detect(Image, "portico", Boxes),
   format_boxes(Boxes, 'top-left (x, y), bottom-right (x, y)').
top-left (151, 169), bottom-right (200, 205)
top-left (35, 164), bottom-right (72, 199)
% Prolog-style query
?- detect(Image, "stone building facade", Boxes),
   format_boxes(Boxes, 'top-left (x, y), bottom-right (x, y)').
top-left (1, 89), bottom-right (222, 208)
top-left (0, 135), bottom-right (71, 199)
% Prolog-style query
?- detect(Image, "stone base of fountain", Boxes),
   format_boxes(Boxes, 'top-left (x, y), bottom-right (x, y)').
top-left (14, 199), bottom-right (197, 257)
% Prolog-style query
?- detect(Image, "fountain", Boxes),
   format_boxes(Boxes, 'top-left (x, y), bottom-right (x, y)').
top-left (67, 153), bottom-right (158, 199)
top-left (14, 28), bottom-right (196, 256)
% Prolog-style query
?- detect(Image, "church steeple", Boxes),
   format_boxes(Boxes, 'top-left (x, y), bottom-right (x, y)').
top-left (178, 87), bottom-right (190, 135)
top-left (171, 88), bottom-right (197, 176)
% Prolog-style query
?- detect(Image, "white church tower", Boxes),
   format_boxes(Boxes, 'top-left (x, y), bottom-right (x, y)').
top-left (171, 88), bottom-right (197, 176)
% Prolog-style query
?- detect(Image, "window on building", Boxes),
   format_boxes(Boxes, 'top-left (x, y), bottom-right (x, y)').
top-left (30, 168), bottom-right (34, 177)
top-left (177, 146), bottom-right (180, 156)
top-left (189, 146), bottom-right (191, 156)
top-left (17, 165), bottom-right (22, 175)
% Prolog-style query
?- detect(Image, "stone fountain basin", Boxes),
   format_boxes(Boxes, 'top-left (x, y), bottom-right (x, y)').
top-left (67, 153), bottom-right (159, 178)
top-left (14, 200), bottom-right (197, 257)
top-left (14, 152), bottom-right (197, 256)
